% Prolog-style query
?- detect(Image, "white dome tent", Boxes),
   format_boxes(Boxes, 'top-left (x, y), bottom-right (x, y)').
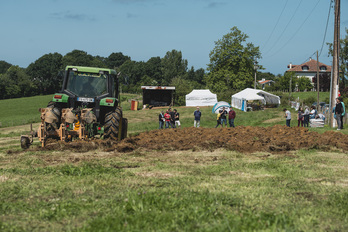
top-left (212, 101), bottom-right (231, 114)
top-left (231, 88), bottom-right (280, 112)
top-left (185, 89), bottom-right (217, 107)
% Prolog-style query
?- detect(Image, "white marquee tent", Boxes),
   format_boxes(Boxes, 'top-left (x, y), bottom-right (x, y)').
top-left (231, 88), bottom-right (280, 111)
top-left (185, 89), bottom-right (217, 106)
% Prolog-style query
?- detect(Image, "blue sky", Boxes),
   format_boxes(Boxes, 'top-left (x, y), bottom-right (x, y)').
top-left (0, 0), bottom-right (347, 75)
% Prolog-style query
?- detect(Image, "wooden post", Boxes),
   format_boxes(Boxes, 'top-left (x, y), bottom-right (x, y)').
top-left (316, 51), bottom-right (320, 110)
top-left (330, 0), bottom-right (340, 127)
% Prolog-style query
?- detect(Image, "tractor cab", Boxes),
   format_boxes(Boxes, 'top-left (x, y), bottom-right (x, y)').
top-left (60, 66), bottom-right (119, 108)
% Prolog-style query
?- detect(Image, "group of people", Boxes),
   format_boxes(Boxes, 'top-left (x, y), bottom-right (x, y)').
top-left (283, 97), bottom-right (345, 129)
top-left (295, 105), bottom-right (318, 127)
top-left (158, 106), bottom-right (237, 129)
top-left (215, 107), bottom-right (236, 128)
top-left (284, 105), bottom-right (324, 127)
top-left (158, 98), bottom-right (346, 130)
top-left (158, 108), bottom-right (180, 129)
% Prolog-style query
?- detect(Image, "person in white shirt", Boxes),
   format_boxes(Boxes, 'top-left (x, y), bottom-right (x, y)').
top-left (303, 107), bottom-right (310, 127)
top-left (309, 106), bottom-right (317, 119)
top-left (283, 108), bottom-right (291, 127)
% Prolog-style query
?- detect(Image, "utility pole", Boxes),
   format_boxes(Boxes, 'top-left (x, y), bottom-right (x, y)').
top-left (254, 60), bottom-right (258, 89)
top-left (289, 75), bottom-right (292, 103)
top-left (330, 0), bottom-right (340, 128)
top-left (316, 51), bottom-right (320, 108)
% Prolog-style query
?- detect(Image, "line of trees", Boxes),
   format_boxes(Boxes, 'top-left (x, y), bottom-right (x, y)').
top-left (0, 50), bottom-right (206, 105)
top-left (1, 26), bottom-right (347, 105)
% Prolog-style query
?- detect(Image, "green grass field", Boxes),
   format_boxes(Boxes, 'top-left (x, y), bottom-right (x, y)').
top-left (290, 91), bottom-right (330, 103)
top-left (0, 146), bottom-right (347, 231)
top-left (0, 95), bottom-right (52, 128)
top-left (0, 93), bottom-right (347, 231)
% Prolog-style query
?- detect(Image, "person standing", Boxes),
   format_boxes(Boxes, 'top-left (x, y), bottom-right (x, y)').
top-left (158, 111), bottom-right (164, 129)
top-left (164, 110), bottom-right (172, 129)
top-left (303, 107), bottom-right (310, 127)
top-left (340, 98), bottom-right (345, 129)
top-left (168, 108), bottom-right (176, 128)
top-left (283, 108), bottom-right (291, 127)
top-left (297, 107), bottom-right (304, 127)
top-left (228, 107), bottom-right (236, 127)
top-left (335, 97), bottom-right (345, 130)
top-left (194, 107), bottom-right (201, 127)
top-left (215, 110), bottom-right (222, 128)
top-left (220, 107), bottom-right (228, 128)
top-left (174, 109), bottom-right (181, 128)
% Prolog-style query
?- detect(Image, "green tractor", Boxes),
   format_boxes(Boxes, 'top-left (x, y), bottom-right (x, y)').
top-left (21, 66), bottom-right (127, 148)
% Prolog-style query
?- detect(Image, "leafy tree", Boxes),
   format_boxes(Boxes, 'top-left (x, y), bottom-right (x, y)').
top-left (26, 53), bottom-right (63, 94)
top-left (296, 76), bottom-right (313, 92)
top-left (106, 52), bottom-right (131, 69)
top-left (206, 26), bottom-right (261, 92)
top-left (193, 68), bottom-right (206, 85)
top-left (161, 50), bottom-right (188, 85)
top-left (62, 50), bottom-right (106, 68)
top-left (170, 77), bottom-right (193, 106)
top-left (0, 60), bottom-right (12, 74)
top-left (312, 73), bottom-right (331, 91)
top-left (257, 72), bottom-right (276, 81)
top-left (279, 72), bottom-right (296, 91)
top-left (145, 57), bottom-right (162, 84)
top-left (0, 66), bottom-right (36, 99)
top-left (140, 75), bottom-right (158, 86)
top-left (118, 60), bottom-right (147, 93)
top-left (184, 67), bottom-right (206, 86)
top-left (267, 72), bottom-right (296, 92)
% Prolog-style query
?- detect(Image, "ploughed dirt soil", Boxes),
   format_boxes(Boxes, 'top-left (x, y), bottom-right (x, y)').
top-left (34, 125), bottom-right (348, 154)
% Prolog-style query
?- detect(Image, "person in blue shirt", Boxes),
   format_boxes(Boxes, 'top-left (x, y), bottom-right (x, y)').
top-left (193, 107), bottom-right (202, 127)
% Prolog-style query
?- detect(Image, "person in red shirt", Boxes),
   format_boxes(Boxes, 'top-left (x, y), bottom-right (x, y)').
top-left (164, 110), bottom-right (172, 129)
top-left (228, 107), bottom-right (236, 127)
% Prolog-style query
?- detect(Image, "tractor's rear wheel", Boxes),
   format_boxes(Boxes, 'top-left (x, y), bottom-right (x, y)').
top-left (104, 109), bottom-right (122, 140)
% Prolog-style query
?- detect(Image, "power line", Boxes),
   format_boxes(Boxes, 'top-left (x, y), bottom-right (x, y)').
top-left (261, 0), bottom-right (289, 52)
top-left (263, 0), bottom-right (304, 56)
top-left (319, 0), bottom-right (333, 57)
top-left (301, 51), bottom-right (317, 65)
top-left (266, 0), bottom-right (321, 58)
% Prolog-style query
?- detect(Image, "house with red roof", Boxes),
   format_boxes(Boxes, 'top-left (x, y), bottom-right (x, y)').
top-left (286, 58), bottom-right (331, 83)
top-left (258, 79), bottom-right (274, 89)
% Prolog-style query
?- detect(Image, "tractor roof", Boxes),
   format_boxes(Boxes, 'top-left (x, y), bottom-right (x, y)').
top-left (65, 66), bottom-right (116, 75)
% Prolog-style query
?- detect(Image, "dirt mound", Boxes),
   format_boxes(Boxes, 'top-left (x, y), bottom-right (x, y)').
top-left (117, 125), bottom-right (348, 153)
top-left (33, 125), bottom-right (348, 154)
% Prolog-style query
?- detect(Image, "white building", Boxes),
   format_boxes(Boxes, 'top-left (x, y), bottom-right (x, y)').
top-left (286, 58), bottom-right (331, 83)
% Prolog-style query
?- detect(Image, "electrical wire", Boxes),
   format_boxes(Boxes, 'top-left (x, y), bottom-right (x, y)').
top-left (262, 0), bottom-right (304, 56)
top-left (266, 0), bottom-right (322, 58)
top-left (301, 51), bottom-right (317, 66)
top-left (319, 0), bottom-right (333, 57)
top-left (261, 0), bottom-right (289, 52)
top-left (289, 0), bottom-right (332, 69)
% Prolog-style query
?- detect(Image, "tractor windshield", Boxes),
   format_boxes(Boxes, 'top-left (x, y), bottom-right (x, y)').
top-left (66, 71), bottom-right (108, 97)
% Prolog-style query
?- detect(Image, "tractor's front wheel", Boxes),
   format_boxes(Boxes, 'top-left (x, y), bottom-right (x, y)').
top-left (104, 109), bottom-right (122, 140)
